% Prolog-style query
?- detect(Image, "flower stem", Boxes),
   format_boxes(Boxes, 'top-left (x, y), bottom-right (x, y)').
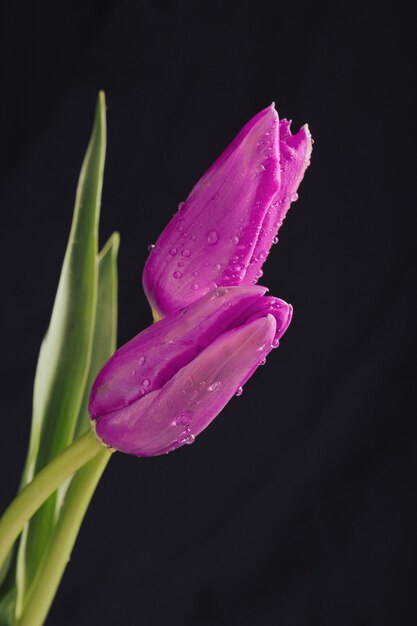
top-left (0, 430), bottom-right (104, 572)
top-left (16, 448), bottom-right (112, 626)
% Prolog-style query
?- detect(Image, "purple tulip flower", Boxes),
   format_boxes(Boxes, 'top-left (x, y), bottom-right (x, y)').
top-left (89, 286), bottom-right (292, 456)
top-left (143, 104), bottom-right (312, 319)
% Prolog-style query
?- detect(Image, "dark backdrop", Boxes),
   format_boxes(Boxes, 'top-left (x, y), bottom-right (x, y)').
top-left (0, 1), bottom-right (415, 625)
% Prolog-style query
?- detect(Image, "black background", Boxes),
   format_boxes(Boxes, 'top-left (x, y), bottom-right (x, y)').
top-left (0, 1), bottom-right (416, 625)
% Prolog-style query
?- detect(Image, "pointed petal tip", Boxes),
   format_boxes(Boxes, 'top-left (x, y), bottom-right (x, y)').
top-left (265, 312), bottom-right (278, 334)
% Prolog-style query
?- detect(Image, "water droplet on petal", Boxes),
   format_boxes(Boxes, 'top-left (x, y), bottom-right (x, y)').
top-left (177, 261), bottom-right (184, 267)
top-left (214, 263), bottom-right (221, 271)
top-left (208, 381), bottom-right (221, 391)
top-left (236, 386), bottom-right (243, 397)
top-left (260, 357), bottom-right (266, 366)
top-left (142, 379), bottom-right (150, 387)
top-left (177, 201), bottom-right (185, 210)
top-left (147, 243), bottom-right (155, 251)
top-left (173, 271), bottom-right (182, 279)
top-left (175, 410), bottom-right (192, 428)
top-left (177, 225), bottom-right (184, 233)
top-left (178, 430), bottom-right (195, 445)
top-left (182, 249), bottom-right (191, 257)
top-left (231, 235), bottom-right (239, 245)
top-left (170, 247), bottom-right (178, 256)
top-left (138, 389), bottom-right (146, 396)
top-left (206, 230), bottom-right (219, 245)
top-left (291, 192), bottom-right (299, 202)
top-left (138, 355), bottom-right (146, 366)
top-left (130, 370), bottom-right (136, 377)
top-left (191, 283), bottom-right (199, 291)
top-left (272, 338), bottom-right (280, 348)
top-left (272, 237), bottom-right (278, 245)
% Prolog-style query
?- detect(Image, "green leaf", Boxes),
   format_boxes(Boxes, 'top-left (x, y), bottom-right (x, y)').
top-left (0, 589), bottom-right (16, 626)
top-left (16, 233), bottom-right (119, 626)
top-left (56, 232), bottom-right (120, 510)
top-left (74, 232), bottom-right (120, 438)
top-left (15, 92), bottom-right (107, 615)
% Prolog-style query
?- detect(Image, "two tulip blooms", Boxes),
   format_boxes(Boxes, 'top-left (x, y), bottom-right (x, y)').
top-left (89, 104), bottom-right (312, 456)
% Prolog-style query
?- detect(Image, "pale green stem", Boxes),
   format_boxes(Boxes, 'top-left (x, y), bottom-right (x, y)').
top-left (16, 448), bottom-right (112, 626)
top-left (0, 430), bottom-right (103, 571)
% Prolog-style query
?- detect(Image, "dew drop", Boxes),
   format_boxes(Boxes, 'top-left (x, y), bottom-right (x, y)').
top-left (177, 201), bottom-right (185, 210)
top-left (291, 192), bottom-right (299, 202)
top-left (206, 230), bottom-right (219, 245)
top-left (182, 249), bottom-right (191, 257)
top-left (260, 357), bottom-right (266, 366)
top-left (236, 386), bottom-right (243, 397)
top-left (138, 355), bottom-right (146, 366)
top-left (231, 235), bottom-right (239, 245)
top-left (177, 225), bottom-right (184, 233)
top-left (178, 432), bottom-right (195, 445)
top-left (130, 370), bottom-right (136, 377)
top-left (192, 271), bottom-right (198, 277)
top-left (175, 410), bottom-right (192, 428)
top-left (214, 263), bottom-right (221, 271)
top-left (138, 389), bottom-right (146, 396)
top-left (142, 379), bottom-right (150, 388)
top-left (147, 243), bottom-right (155, 251)
top-left (208, 381), bottom-right (221, 391)
top-left (173, 271), bottom-right (182, 279)
top-left (177, 261), bottom-right (184, 267)
top-left (191, 283), bottom-right (199, 291)
top-left (170, 247), bottom-right (178, 256)
top-left (272, 338), bottom-right (280, 348)
top-left (272, 237), bottom-right (278, 245)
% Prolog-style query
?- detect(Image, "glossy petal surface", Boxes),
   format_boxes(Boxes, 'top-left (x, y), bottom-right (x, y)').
top-left (94, 315), bottom-right (276, 456)
top-left (143, 105), bottom-right (312, 317)
top-left (90, 287), bottom-right (292, 456)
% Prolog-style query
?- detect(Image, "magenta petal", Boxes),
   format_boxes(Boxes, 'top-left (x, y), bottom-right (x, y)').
top-left (143, 105), bottom-right (280, 317)
top-left (142, 106), bottom-right (312, 318)
top-left (89, 286), bottom-right (268, 419)
top-left (244, 120), bottom-right (313, 285)
top-left (236, 294), bottom-right (293, 341)
top-left (94, 315), bottom-right (276, 456)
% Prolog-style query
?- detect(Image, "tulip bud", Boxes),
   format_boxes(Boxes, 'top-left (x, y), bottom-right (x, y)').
top-left (143, 104), bottom-right (312, 318)
top-left (89, 286), bottom-right (292, 456)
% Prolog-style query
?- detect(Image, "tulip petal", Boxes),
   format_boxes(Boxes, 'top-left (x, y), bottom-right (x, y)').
top-left (94, 315), bottom-right (276, 456)
top-left (235, 294), bottom-right (293, 341)
top-left (244, 120), bottom-right (313, 285)
top-left (143, 105), bottom-right (280, 317)
top-left (89, 286), bottom-right (268, 419)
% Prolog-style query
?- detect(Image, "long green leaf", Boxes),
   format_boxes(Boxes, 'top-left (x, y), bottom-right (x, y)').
top-left (75, 232), bottom-right (120, 439)
top-left (56, 232), bottom-right (120, 510)
top-left (0, 589), bottom-right (16, 626)
top-left (15, 92), bottom-right (107, 615)
top-left (17, 233), bottom-right (119, 626)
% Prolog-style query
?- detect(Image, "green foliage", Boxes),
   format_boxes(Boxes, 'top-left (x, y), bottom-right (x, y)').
top-left (0, 93), bottom-right (120, 625)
